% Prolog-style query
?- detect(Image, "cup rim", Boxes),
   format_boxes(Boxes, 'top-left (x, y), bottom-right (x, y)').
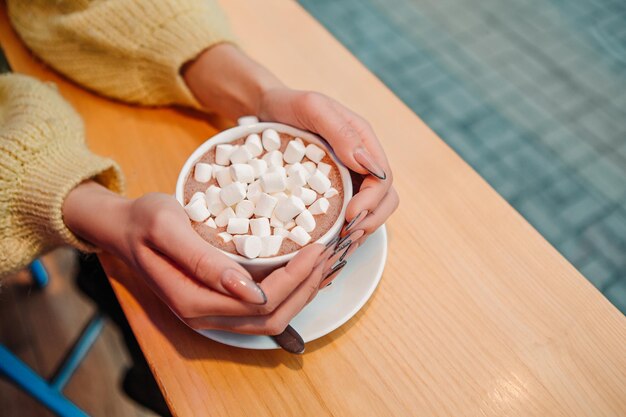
top-left (175, 122), bottom-right (353, 267)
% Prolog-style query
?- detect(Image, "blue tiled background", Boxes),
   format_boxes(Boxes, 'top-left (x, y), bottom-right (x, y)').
top-left (299, 0), bottom-right (626, 312)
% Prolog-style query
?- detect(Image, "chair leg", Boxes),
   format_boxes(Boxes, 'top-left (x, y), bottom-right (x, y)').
top-left (0, 345), bottom-right (89, 417)
top-left (49, 313), bottom-right (106, 391)
top-left (29, 259), bottom-right (49, 289)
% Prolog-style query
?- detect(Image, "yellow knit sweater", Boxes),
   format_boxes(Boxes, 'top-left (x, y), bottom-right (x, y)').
top-left (1, 0), bottom-right (234, 277)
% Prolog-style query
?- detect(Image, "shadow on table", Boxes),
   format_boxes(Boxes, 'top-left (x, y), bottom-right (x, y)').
top-left (103, 254), bottom-right (376, 371)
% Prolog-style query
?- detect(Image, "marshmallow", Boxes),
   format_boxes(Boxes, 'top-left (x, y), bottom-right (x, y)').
top-left (213, 163), bottom-right (227, 174)
top-left (309, 197), bottom-right (329, 215)
top-left (194, 162), bottom-right (213, 183)
top-left (305, 143), bottom-right (325, 163)
top-left (237, 115), bottom-right (259, 126)
top-left (274, 195), bottom-right (306, 222)
top-left (268, 165), bottom-right (286, 177)
top-left (273, 227), bottom-right (289, 237)
top-left (262, 150), bottom-right (284, 168)
top-left (283, 139), bottom-right (306, 164)
top-left (218, 232), bottom-right (233, 243)
top-left (184, 198), bottom-right (211, 222)
top-left (324, 188), bottom-right (339, 199)
top-left (250, 217), bottom-right (271, 237)
top-left (215, 167), bottom-right (233, 187)
top-left (215, 144), bottom-right (234, 166)
top-left (295, 210), bottom-right (316, 232)
top-left (220, 182), bottom-right (246, 207)
top-left (262, 129), bottom-right (281, 151)
top-left (272, 192), bottom-right (289, 202)
top-left (189, 191), bottom-right (205, 203)
top-left (253, 193), bottom-right (278, 218)
top-left (270, 215), bottom-right (284, 228)
top-left (302, 161), bottom-right (317, 175)
top-left (293, 186), bottom-right (317, 206)
top-left (307, 169), bottom-right (331, 194)
top-left (205, 185), bottom-right (225, 214)
top-left (227, 217), bottom-right (249, 235)
top-left (284, 220), bottom-right (296, 230)
top-left (230, 163), bottom-right (254, 183)
top-left (289, 226), bottom-right (312, 246)
top-left (260, 171), bottom-right (286, 193)
top-left (245, 133), bottom-right (263, 157)
top-left (286, 169), bottom-right (307, 192)
top-left (294, 137), bottom-right (304, 145)
top-left (215, 207), bottom-right (236, 227)
top-left (246, 180), bottom-right (263, 203)
top-left (287, 163), bottom-right (308, 178)
top-left (248, 158), bottom-right (268, 178)
top-left (204, 217), bottom-right (217, 229)
top-left (233, 235), bottom-right (262, 259)
top-left (235, 199), bottom-right (255, 218)
top-left (260, 235), bottom-right (283, 257)
top-left (317, 161), bottom-right (331, 177)
top-left (229, 146), bottom-right (253, 164)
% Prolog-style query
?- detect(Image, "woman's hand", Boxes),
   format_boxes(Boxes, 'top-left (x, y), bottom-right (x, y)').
top-left (258, 88), bottom-right (399, 247)
top-left (184, 44), bottom-right (399, 271)
top-left (63, 181), bottom-right (335, 334)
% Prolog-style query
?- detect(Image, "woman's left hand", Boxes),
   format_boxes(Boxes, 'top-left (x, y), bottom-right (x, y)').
top-left (259, 88), bottom-right (399, 255)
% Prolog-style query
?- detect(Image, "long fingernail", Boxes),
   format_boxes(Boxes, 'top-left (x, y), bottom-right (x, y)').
top-left (272, 325), bottom-right (305, 354)
top-left (344, 210), bottom-right (367, 233)
top-left (324, 260), bottom-right (347, 280)
top-left (339, 241), bottom-right (360, 262)
top-left (342, 242), bottom-right (360, 261)
top-left (338, 229), bottom-right (365, 247)
top-left (332, 239), bottom-right (352, 257)
top-left (221, 269), bottom-right (267, 305)
top-left (354, 147), bottom-right (386, 180)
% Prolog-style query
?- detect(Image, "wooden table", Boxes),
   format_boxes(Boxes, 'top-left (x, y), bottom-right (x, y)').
top-left (2, 1), bottom-right (625, 416)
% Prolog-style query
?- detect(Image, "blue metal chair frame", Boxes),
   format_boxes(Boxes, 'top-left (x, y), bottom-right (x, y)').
top-left (0, 261), bottom-right (105, 417)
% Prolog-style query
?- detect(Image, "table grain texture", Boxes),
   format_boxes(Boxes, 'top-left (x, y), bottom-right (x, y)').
top-left (1, 1), bottom-right (625, 416)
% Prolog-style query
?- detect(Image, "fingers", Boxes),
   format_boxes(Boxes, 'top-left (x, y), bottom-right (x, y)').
top-left (256, 244), bottom-right (325, 311)
top-left (187, 248), bottom-right (328, 335)
top-left (145, 205), bottom-right (265, 304)
top-left (294, 92), bottom-right (390, 181)
top-left (344, 187), bottom-right (399, 243)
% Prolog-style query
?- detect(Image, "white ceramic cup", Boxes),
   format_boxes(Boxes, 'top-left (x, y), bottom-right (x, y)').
top-left (175, 122), bottom-right (352, 278)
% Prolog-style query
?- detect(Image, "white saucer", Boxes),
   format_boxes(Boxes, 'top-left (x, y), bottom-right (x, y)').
top-left (195, 225), bottom-right (388, 350)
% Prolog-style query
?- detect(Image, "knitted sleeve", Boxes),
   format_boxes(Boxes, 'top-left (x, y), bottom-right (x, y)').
top-left (7, 0), bottom-right (236, 108)
top-left (0, 74), bottom-right (124, 277)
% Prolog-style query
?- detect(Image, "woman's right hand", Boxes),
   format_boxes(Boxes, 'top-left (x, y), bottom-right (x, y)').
top-left (63, 181), bottom-right (334, 335)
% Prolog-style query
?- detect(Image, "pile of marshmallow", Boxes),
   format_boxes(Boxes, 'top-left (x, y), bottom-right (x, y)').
top-left (183, 129), bottom-right (340, 259)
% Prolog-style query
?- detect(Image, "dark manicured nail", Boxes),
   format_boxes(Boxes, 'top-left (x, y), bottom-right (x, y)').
top-left (272, 325), bottom-right (305, 354)
top-left (339, 241), bottom-right (356, 262)
top-left (344, 210), bottom-right (367, 233)
top-left (325, 281), bottom-right (333, 288)
top-left (221, 269), bottom-right (267, 305)
top-left (341, 242), bottom-right (360, 262)
top-left (332, 239), bottom-right (351, 257)
top-left (324, 260), bottom-right (347, 280)
top-left (354, 147), bottom-right (386, 180)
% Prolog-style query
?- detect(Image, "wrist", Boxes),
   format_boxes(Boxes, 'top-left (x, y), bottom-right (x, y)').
top-left (62, 181), bottom-right (131, 253)
top-left (183, 43), bottom-right (284, 119)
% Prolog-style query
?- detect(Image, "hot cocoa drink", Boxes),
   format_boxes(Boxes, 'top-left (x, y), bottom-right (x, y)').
top-left (182, 129), bottom-right (345, 259)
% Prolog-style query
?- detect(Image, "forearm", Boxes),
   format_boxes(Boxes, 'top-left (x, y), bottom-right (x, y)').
top-left (183, 44), bottom-right (284, 119)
